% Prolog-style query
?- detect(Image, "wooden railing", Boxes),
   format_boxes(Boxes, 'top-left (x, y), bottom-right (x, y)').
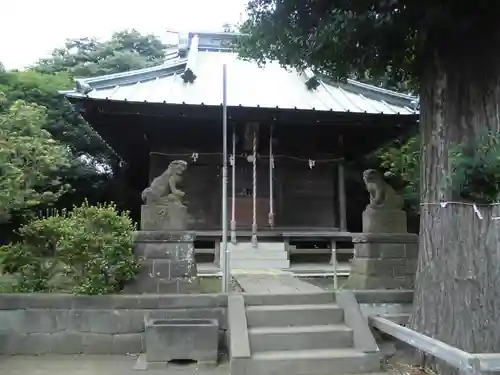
top-left (369, 316), bottom-right (500, 375)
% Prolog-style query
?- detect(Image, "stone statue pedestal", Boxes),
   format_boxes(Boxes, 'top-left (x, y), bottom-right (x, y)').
top-left (362, 208), bottom-right (407, 233)
top-left (346, 233), bottom-right (418, 290)
top-left (141, 203), bottom-right (188, 231)
top-left (123, 231), bottom-right (199, 294)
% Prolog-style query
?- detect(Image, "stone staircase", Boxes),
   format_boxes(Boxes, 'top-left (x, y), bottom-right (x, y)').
top-left (222, 241), bottom-right (290, 270)
top-left (229, 292), bottom-right (382, 375)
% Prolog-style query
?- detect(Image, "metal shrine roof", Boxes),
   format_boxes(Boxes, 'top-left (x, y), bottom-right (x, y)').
top-left (64, 32), bottom-right (419, 116)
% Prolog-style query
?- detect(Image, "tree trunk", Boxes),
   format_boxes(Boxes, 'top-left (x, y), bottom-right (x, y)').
top-left (410, 44), bottom-right (500, 372)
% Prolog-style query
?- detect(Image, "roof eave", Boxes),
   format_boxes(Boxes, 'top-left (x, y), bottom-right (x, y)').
top-left (316, 73), bottom-right (419, 111)
top-left (71, 61), bottom-right (187, 94)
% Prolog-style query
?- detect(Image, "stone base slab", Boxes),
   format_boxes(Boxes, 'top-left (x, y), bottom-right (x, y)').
top-left (124, 231), bottom-right (198, 294)
top-left (362, 208), bottom-right (407, 233)
top-left (347, 233), bottom-right (418, 290)
top-left (140, 204), bottom-right (188, 231)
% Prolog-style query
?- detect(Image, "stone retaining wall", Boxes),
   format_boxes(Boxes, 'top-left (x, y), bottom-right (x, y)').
top-left (0, 294), bottom-right (227, 355)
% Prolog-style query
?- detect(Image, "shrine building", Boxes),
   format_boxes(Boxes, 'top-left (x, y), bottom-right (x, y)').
top-left (63, 30), bottom-right (419, 273)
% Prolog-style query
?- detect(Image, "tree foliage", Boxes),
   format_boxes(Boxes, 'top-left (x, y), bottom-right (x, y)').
top-left (448, 131), bottom-right (500, 204)
top-left (377, 135), bottom-right (420, 208)
top-left (239, 1), bottom-right (500, 90)
top-left (34, 29), bottom-right (168, 77)
top-left (0, 201), bottom-right (138, 294)
top-left (0, 100), bottom-right (71, 222)
top-left (0, 30), bottom-right (170, 226)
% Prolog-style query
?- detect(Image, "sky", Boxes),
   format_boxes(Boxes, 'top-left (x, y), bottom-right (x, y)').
top-left (0, 0), bottom-right (248, 70)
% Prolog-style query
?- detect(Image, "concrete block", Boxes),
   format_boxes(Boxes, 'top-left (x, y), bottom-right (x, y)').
top-left (112, 295), bottom-right (161, 309)
top-left (82, 333), bottom-right (114, 354)
top-left (177, 279), bottom-right (201, 293)
top-left (135, 242), bottom-right (178, 259)
top-left (352, 233), bottom-right (418, 244)
top-left (170, 259), bottom-right (196, 278)
top-left (0, 311), bottom-right (17, 332)
top-left (112, 333), bottom-right (143, 354)
top-left (156, 294), bottom-right (224, 309)
top-left (157, 279), bottom-right (179, 293)
top-left (362, 208), bottom-right (407, 233)
top-left (140, 204), bottom-right (188, 231)
top-left (134, 231), bottom-right (195, 242)
top-left (144, 318), bottom-right (219, 364)
top-left (152, 259), bottom-right (171, 278)
top-left (177, 243), bottom-right (196, 260)
top-left (351, 258), bottom-right (404, 276)
top-left (354, 243), bottom-right (405, 258)
top-left (353, 290), bottom-right (414, 304)
top-left (18, 333), bottom-right (52, 355)
top-left (347, 273), bottom-right (414, 289)
top-left (8, 310), bottom-right (57, 333)
top-left (123, 272), bottom-right (158, 293)
top-left (50, 331), bottom-right (84, 354)
top-left (405, 259), bottom-right (418, 274)
top-left (405, 243), bottom-right (419, 258)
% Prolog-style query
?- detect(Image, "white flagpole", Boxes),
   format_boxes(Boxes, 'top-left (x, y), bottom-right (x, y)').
top-left (221, 64), bottom-right (230, 292)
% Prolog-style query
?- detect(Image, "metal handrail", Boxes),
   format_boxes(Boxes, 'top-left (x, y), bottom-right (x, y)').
top-left (370, 316), bottom-right (500, 375)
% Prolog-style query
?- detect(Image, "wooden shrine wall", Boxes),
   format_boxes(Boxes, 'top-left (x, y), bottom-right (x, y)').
top-left (149, 152), bottom-right (337, 230)
top-left (275, 162), bottom-right (337, 229)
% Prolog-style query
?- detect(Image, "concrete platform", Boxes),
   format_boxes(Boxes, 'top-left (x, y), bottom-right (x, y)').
top-left (198, 262), bottom-right (351, 277)
top-left (0, 355), bottom-right (399, 375)
top-left (232, 272), bottom-right (325, 293)
top-left (0, 355), bottom-right (229, 375)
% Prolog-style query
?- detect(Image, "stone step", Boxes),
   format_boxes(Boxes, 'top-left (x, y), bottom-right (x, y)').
top-left (228, 242), bottom-right (286, 252)
top-left (229, 250), bottom-right (289, 260)
top-left (249, 324), bottom-right (353, 352)
top-left (246, 303), bottom-right (344, 327)
top-left (249, 348), bottom-right (381, 375)
top-left (229, 259), bottom-right (290, 269)
top-left (244, 292), bottom-right (336, 306)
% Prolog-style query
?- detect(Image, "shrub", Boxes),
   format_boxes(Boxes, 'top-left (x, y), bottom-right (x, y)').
top-left (448, 131), bottom-right (500, 204)
top-left (0, 201), bottom-right (139, 294)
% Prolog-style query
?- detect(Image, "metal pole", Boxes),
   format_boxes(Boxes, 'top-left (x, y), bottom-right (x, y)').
top-left (221, 64), bottom-right (230, 292)
top-left (251, 127), bottom-right (258, 248)
top-left (230, 127), bottom-right (237, 244)
top-left (268, 125), bottom-right (275, 227)
top-left (338, 135), bottom-right (347, 232)
top-left (331, 240), bottom-right (338, 289)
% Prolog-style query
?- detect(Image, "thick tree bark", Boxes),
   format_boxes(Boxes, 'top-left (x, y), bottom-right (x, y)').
top-left (410, 42), bottom-right (500, 372)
